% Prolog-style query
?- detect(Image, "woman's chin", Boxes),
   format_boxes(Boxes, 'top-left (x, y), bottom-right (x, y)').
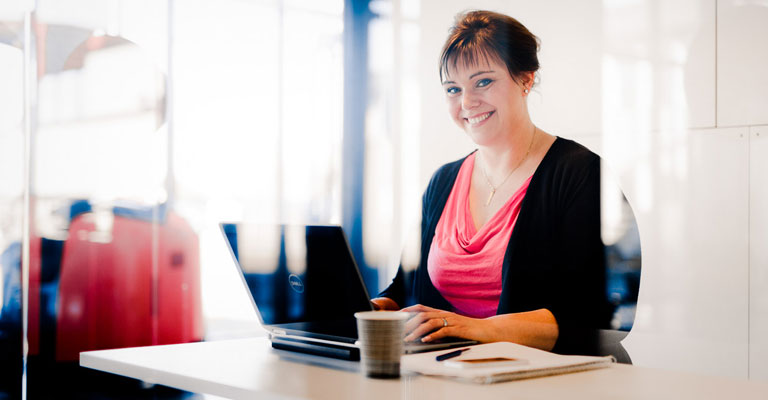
top-left (465, 129), bottom-right (499, 147)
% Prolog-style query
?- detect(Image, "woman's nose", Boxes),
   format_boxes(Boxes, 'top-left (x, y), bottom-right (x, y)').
top-left (461, 92), bottom-right (479, 110)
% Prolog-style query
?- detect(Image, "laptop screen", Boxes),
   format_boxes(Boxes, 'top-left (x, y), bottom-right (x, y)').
top-left (220, 224), bottom-right (373, 327)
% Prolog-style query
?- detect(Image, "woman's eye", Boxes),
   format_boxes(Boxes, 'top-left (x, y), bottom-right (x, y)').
top-left (446, 86), bottom-right (460, 95)
top-left (477, 78), bottom-right (493, 87)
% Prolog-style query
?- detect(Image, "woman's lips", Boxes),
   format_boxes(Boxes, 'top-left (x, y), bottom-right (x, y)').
top-left (465, 111), bottom-right (494, 125)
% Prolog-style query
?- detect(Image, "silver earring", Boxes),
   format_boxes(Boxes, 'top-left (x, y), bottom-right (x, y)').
top-left (524, 89), bottom-right (529, 94)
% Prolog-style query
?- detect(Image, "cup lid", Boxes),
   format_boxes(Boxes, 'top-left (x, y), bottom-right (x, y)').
top-left (354, 311), bottom-right (410, 320)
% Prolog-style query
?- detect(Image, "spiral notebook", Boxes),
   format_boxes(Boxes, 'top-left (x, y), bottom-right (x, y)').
top-left (402, 342), bottom-right (615, 384)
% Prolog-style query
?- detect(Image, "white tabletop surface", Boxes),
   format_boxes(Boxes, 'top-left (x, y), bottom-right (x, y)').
top-left (80, 337), bottom-right (768, 400)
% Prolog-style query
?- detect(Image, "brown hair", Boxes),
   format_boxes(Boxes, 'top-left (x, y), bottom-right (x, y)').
top-left (439, 10), bottom-right (540, 86)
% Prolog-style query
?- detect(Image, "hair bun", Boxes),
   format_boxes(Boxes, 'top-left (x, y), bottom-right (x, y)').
top-left (460, 11), bottom-right (490, 29)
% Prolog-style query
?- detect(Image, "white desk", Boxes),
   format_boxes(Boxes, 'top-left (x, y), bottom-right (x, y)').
top-left (80, 337), bottom-right (768, 400)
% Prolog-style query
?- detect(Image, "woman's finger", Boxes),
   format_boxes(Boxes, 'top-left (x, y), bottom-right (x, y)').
top-left (401, 304), bottom-right (437, 313)
top-left (422, 326), bottom-right (455, 342)
top-left (404, 313), bottom-right (429, 334)
top-left (404, 311), bottom-right (444, 333)
top-left (404, 317), bottom-right (446, 342)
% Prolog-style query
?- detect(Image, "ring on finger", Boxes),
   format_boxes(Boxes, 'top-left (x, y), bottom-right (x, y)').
top-left (442, 317), bottom-right (448, 327)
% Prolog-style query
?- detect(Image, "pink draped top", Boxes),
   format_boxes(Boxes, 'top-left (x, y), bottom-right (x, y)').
top-left (427, 153), bottom-right (531, 318)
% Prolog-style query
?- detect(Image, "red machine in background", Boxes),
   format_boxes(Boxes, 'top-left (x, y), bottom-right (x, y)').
top-left (23, 203), bottom-right (203, 362)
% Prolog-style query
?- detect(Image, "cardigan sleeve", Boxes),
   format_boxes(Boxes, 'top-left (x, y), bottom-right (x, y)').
top-left (372, 173), bottom-right (443, 307)
top-left (548, 155), bottom-right (611, 354)
top-left (376, 169), bottom-right (437, 307)
top-left (376, 265), bottom-right (406, 308)
top-left (377, 157), bottom-right (465, 309)
top-left (375, 164), bottom-right (444, 308)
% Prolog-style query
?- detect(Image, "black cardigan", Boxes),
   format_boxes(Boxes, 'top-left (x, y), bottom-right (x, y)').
top-left (379, 137), bottom-right (611, 355)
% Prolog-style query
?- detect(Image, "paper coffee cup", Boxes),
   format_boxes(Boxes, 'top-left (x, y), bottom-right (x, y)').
top-left (354, 311), bottom-right (409, 378)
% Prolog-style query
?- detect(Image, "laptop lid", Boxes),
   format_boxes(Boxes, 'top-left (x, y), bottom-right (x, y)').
top-left (220, 223), bottom-right (373, 344)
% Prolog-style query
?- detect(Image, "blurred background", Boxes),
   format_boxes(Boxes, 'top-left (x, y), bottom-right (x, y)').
top-left (0, 0), bottom-right (766, 398)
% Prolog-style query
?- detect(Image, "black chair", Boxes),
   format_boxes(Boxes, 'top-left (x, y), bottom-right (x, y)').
top-left (597, 329), bottom-right (632, 364)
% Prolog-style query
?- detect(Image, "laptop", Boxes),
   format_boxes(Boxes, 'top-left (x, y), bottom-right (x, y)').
top-left (220, 223), bottom-right (475, 360)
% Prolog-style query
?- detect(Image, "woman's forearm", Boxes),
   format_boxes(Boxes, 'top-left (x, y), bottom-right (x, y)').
top-left (484, 308), bottom-right (559, 351)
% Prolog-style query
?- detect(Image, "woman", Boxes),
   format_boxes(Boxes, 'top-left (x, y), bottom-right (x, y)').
top-left (371, 10), bottom-right (610, 354)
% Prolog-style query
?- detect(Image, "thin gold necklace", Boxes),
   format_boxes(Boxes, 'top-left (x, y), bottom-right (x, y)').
top-left (479, 126), bottom-right (537, 206)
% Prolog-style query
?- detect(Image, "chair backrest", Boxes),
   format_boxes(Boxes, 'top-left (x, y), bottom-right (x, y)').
top-left (54, 211), bottom-right (203, 361)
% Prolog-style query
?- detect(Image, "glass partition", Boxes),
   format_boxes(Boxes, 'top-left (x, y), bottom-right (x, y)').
top-left (2, 0), bottom-right (205, 397)
top-left (0, 15), bottom-right (26, 400)
top-left (602, 164), bottom-right (642, 332)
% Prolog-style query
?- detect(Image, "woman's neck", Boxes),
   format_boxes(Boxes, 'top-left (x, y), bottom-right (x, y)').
top-left (477, 122), bottom-right (537, 177)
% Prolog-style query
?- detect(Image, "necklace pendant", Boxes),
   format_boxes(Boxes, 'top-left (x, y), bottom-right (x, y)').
top-left (485, 189), bottom-right (496, 206)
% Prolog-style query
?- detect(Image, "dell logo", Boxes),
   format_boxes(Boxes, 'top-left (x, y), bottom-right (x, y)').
top-left (288, 274), bottom-right (305, 293)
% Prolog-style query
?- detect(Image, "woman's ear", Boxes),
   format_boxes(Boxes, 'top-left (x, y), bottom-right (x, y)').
top-left (522, 71), bottom-right (536, 91)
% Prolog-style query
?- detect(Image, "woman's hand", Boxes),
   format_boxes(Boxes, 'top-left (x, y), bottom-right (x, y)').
top-left (401, 304), bottom-right (496, 343)
top-left (400, 305), bottom-right (559, 350)
top-left (370, 297), bottom-right (400, 311)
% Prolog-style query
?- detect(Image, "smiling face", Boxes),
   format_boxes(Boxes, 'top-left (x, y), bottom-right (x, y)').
top-left (442, 56), bottom-right (532, 147)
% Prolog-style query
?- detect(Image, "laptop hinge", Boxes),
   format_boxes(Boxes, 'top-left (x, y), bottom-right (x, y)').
top-left (270, 336), bottom-right (360, 361)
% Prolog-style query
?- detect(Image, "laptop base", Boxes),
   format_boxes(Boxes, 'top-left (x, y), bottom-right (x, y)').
top-left (271, 336), bottom-right (360, 361)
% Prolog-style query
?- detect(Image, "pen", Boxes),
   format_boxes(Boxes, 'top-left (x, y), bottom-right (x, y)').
top-left (435, 347), bottom-right (471, 361)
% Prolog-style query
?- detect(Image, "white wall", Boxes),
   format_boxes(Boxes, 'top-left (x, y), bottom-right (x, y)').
top-left (417, 0), bottom-right (768, 380)
top-left (751, 125), bottom-right (768, 382)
